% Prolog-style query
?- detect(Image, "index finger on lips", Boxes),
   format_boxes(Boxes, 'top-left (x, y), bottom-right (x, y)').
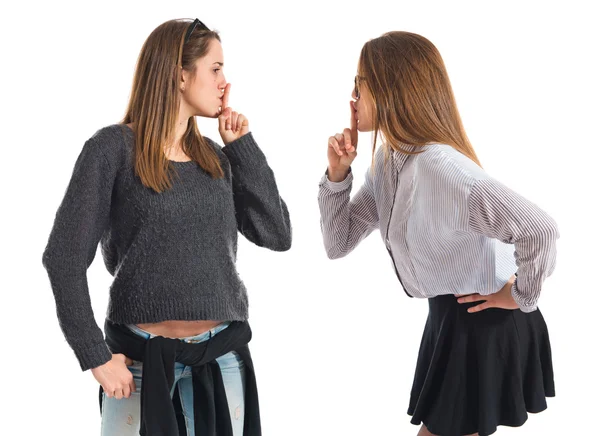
top-left (349, 101), bottom-right (358, 145)
top-left (222, 83), bottom-right (231, 109)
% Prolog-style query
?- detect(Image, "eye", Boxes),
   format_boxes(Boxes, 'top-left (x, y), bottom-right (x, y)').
top-left (213, 68), bottom-right (221, 73)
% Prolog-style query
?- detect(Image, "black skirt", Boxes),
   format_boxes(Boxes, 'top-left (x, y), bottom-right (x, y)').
top-left (407, 294), bottom-right (554, 436)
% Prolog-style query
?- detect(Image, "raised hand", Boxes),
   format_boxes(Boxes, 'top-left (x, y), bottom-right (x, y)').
top-left (218, 83), bottom-right (250, 145)
top-left (327, 101), bottom-right (358, 182)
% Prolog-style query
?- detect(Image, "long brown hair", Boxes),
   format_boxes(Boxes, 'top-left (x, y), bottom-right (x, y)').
top-left (122, 19), bottom-right (224, 193)
top-left (358, 31), bottom-right (482, 167)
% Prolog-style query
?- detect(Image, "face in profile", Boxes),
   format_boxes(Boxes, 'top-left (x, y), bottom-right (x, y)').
top-left (180, 38), bottom-right (227, 118)
top-left (352, 72), bottom-right (375, 132)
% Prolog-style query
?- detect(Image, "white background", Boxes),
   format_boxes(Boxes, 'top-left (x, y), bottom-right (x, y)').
top-left (1, 0), bottom-right (598, 434)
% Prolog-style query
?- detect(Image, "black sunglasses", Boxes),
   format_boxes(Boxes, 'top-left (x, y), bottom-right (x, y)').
top-left (184, 18), bottom-right (209, 44)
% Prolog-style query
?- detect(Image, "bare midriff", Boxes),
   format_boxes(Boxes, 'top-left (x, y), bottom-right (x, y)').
top-left (136, 320), bottom-right (223, 339)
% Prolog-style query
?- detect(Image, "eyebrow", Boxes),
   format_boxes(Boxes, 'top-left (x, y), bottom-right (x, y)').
top-left (213, 62), bottom-right (224, 66)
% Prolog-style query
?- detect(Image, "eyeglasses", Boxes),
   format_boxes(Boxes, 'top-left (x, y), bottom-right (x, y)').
top-left (354, 75), bottom-right (365, 100)
top-left (184, 18), bottom-right (209, 44)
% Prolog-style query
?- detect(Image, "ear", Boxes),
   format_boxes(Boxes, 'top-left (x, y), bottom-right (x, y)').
top-left (180, 67), bottom-right (190, 92)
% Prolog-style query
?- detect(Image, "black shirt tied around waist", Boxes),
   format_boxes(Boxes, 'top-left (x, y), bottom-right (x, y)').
top-left (100, 319), bottom-right (261, 436)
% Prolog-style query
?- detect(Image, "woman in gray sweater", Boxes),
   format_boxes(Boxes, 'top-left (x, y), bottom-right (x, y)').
top-left (319, 31), bottom-right (557, 436)
top-left (42, 18), bottom-right (291, 436)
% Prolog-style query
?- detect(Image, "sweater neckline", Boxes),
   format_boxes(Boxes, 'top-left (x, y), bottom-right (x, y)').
top-left (120, 123), bottom-right (197, 165)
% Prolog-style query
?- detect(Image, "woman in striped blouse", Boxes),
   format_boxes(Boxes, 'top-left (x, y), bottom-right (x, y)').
top-left (318, 31), bottom-right (558, 436)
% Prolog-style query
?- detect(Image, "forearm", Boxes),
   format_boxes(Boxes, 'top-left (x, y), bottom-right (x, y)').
top-left (468, 178), bottom-right (560, 312)
top-left (42, 258), bottom-right (112, 370)
top-left (318, 169), bottom-right (378, 259)
top-left (222, 133), bottom-right (292, 250)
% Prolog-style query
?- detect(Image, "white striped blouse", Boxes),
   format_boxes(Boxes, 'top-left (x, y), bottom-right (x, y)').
top-left (318, 144), bottom-right (559, 313)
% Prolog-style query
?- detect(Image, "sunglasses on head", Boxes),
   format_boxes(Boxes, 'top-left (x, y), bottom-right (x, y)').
top-left (184, 18), bottom-right (209, 44)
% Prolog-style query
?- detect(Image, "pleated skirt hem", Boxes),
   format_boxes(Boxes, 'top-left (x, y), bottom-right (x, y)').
top-left (406, 294), bottom-right (554, 436)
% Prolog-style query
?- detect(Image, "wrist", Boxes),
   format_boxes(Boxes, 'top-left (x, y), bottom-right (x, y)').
top-left (327, 166), bottom-right (350, 182)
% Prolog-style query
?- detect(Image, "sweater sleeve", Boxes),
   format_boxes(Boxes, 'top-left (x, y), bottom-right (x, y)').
top-left (219, 133), bottom-right (292, 251)
top-left (317, 166), bottom-right (380, 259)
top-left (42, 137), bottom-right (118, 370)
top-left (467, 178), bottom-right (560, 313)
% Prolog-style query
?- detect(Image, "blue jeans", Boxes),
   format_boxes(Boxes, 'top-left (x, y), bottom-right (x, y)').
top-left (100, 322), bottom-right (246, 436)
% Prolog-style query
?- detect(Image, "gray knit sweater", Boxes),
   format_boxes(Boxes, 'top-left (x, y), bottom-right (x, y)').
top-left (42, 124), bottom-right (291, 371)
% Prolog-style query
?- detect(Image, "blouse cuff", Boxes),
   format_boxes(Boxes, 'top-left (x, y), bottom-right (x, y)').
top-left (511, 280), bottom-right (538, 313)
top-left (319, 168), bottom-right (353, 192)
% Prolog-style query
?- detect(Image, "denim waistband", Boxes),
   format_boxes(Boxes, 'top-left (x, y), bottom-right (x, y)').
top-left (125, 322), bottom-right (231, 343)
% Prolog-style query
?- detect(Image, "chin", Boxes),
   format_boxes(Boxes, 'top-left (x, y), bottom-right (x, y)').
top-left (196, 109), bottom-right (220, 119)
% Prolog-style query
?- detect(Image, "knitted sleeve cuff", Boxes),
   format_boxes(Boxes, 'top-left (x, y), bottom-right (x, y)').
top-left (75, 341), bottom-right (113, 371)
top-left (221, 132), bottom-right (267, 168)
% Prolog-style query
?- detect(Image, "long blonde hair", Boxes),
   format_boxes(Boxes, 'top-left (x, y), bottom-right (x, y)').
top-left (358, 31), bottom-right (482, 167)
top-left (122, 19), bottom-right (224, 193)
